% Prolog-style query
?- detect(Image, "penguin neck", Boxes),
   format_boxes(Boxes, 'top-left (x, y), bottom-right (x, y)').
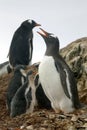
top-left (45, 46), bottom-right (59, 57)
top-left (19, 27), bottom-right (32, 38)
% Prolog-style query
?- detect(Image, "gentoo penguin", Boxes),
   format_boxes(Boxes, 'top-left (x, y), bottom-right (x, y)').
top-left (6, 65), bottom-right (26, 112)
top-left (37, 28), bottom-right (81, 113)
top-left (8, 19), bottom-right (41, 67)
top-left (10, 70), bottom-right (36, 117)
top-left (35, 73), bottom-right (51, 109)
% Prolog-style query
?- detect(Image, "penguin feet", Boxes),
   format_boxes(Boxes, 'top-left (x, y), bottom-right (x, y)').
top-left (26, 101), bottom-right (35, 114)
top-left (51, 98), bottom-right (75, 114)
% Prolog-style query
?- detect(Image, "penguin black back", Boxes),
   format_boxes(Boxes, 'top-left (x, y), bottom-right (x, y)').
top-left (8, 19), bottom-right (41, 67)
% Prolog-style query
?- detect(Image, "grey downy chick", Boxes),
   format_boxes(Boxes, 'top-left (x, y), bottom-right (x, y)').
top-left (6, 65), bottom-right (26, 112)
top-left (10, 70), bottom-right (35, 117)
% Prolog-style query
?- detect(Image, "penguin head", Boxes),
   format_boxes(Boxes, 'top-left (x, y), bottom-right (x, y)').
top-left (37, 28), bottom-right (60, 55)
top-left (14, 65), bottom-right (26, 76)
top-left (21, 19), bottom-right (41, 30)
top-left (33, 62), bottom-right (40, 69)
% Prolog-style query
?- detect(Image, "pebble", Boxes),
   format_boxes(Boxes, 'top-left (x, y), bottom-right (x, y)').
top-left (26, 125), bottom-right (33, 130)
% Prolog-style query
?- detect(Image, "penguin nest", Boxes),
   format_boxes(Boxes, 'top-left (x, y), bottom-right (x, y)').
top-left (0, 62), bottom-right (87, 130)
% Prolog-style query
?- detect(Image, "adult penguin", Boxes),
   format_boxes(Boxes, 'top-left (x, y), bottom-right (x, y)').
top-left (37, 28), bottom-right (81, 113)
top-left (8, 19), bottom-right (41, 67)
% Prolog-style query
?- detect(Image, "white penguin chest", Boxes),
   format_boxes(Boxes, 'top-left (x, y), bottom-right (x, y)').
top-left (39, 56), bottom-right (65, 100)
top-left (39, 56), bottom-right (74, 113)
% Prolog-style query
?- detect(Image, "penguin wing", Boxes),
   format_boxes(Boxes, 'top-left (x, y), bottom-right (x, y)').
top-left (55, 60), bottom-right (70, 99)
top-left (11, 34), bottom-right (23, 49)
top-left (9, 35), bottom-right (23, 57)
top-left (29, 38), bottom-right (33, 62)
top-left (9, 35), bottom-right (30, 65)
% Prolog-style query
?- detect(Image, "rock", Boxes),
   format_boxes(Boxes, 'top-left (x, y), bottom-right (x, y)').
top-left (71, 115), bottom-right (78, 121)
top-left (26, 125), bottom-right (33, 130)
top-left (60, 37), bottom-right (87, 102)
top-left (67, 125), bottom-right (76, 130)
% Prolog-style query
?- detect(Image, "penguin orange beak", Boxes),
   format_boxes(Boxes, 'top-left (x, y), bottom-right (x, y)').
top-left (35, 23), bottom-right (41, 27)
top-left (37, 28), bottom-right (53, 38)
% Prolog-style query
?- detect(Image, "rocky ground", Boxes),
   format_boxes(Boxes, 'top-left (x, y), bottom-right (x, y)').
top-left (0, 37), bottom-right (87, 130)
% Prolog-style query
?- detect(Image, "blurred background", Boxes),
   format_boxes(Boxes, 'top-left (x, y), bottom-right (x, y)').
top-left (0, 0), bottom-right (87, 63)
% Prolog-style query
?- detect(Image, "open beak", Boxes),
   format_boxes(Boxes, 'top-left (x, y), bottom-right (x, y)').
top-left (37, 28), bottom-right (53, 38)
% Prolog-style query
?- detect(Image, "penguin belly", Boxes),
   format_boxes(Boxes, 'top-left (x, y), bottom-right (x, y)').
top-left (39, 56), bottom-right (74, 113)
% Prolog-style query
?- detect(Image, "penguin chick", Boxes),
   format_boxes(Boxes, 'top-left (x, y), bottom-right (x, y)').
top-left (37, 28), bottom-right (81, 113)
top-left (25, 71), bottom-right (37, 114)
top-left (8, 19), bottom-right (41, 67)
top-left (6, 65), bottom-right (26, 112)
top-left (10, 70), bottom-right (35, 117)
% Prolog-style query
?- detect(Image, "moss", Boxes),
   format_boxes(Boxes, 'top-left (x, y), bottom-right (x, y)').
top-left (70, 57), bottom-right (83, 79)
top-left (68, 45), bottom-right (82, 60)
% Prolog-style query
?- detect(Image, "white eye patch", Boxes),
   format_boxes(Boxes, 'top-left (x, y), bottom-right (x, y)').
top-left (28, 19), bottom-right (32, 24)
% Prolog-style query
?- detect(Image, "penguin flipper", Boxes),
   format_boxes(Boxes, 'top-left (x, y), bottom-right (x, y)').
top-left (10, 35), bottom-right (30, 65)
top-left (55, 60), bottom-right (70, 99)
top-left (29, 38), bottom-right (33, 63)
